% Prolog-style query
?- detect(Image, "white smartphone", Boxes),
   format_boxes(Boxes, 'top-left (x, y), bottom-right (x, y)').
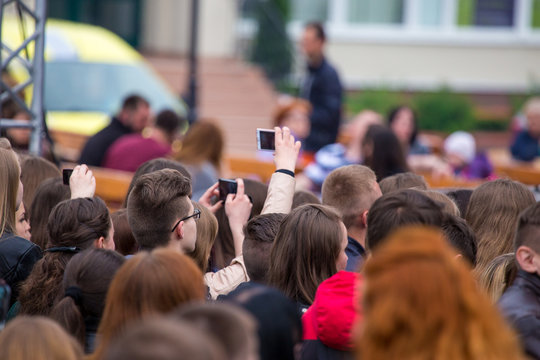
top-left (256, 128), bottom-right (275, 151)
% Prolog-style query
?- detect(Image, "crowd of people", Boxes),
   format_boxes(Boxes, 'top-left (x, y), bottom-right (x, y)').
top-left (2, 20), bottom-right (540, 360)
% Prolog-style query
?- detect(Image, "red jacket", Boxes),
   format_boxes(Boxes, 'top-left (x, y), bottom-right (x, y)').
top-left (301, 271), bottom-right (363, 359)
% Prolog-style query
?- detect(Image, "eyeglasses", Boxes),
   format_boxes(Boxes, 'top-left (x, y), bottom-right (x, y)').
top-left (171, 209), bottom-right (201, 232)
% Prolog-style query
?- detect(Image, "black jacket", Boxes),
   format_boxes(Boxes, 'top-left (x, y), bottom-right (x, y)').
top-left (0, 232), bottom-right (42, 306)
top-left (499, 270), bottom-right (540, 359)
top-left (301, 58), bottom-right (343, 153)
top-left (79, 117), bottom-right (132, 167)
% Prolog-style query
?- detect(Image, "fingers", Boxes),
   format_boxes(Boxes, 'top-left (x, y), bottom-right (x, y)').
top-left (235, 178), bottom-right (245, 198)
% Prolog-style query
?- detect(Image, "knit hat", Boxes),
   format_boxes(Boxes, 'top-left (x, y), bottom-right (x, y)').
top-left (444, 131), bottom-right (476, 163)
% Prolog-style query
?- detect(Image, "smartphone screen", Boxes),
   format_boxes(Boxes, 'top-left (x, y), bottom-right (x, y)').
top-left (256, 129), bottom-right (275, 151)
top-left (219, 179), bottom-right (238, 201)
top-left (62, 169), bottom-right (74, 185)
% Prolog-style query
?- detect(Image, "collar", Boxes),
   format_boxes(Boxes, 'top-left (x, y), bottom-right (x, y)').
top-left (347, 236), bottom-right (366, 257)
top-left (307, 56), bottom-right (326, 72)
top-left (515, 270), bottom-right (540, 293)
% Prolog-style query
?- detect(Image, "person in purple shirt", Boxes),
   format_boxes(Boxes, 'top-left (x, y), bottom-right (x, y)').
top-left (103, 110), bottom-right (185, 172)
top-left (444, 131), bottom-right (494, 180)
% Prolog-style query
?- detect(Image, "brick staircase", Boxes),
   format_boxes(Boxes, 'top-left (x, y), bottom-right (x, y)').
top-left (144, 55), bottom-right (278, 157)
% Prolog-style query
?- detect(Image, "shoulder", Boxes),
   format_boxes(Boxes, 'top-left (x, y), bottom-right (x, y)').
top-left (499, 282), bottom-right (540, 323)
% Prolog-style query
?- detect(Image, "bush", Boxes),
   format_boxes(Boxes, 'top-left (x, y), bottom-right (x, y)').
top-left (413, 89), bottom-right (475, 132)
top-left (345, 89), bottom-right (405, 119)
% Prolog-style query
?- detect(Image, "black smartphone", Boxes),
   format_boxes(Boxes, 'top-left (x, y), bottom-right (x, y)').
top-left (62, 169), bottom-right (74, 185)
top-left (256, 128), bottom-right (275, 151)
top-left (219, 178), bottom-right (237, 202)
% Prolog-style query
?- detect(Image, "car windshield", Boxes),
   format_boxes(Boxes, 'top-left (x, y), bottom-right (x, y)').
top-left (45, 61), bottom-right (184, 114)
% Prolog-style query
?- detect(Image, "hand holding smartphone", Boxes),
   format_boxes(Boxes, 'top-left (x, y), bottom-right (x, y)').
top-left (218, 178), bottom-right (238, 202)
top-left (62, 169), bottom-right (73, 185)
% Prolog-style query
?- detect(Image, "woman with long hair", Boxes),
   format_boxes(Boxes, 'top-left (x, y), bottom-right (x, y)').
top-left (91, 249), bottom-right (206, 360)
top-left (465, 179), bottom-right (535, 276)
top-left (0, 139), bottom-right (42, 305)
top-left (362, 124), bottom-right (409, 181)
top-left (358, 226), bottom-right (524, 360)
top-left (50, 249), bottom-right (125, 353)
top-left (267, 204), bottom-right (348, 312)
top-left (18, 197), bottom-right (114, 316)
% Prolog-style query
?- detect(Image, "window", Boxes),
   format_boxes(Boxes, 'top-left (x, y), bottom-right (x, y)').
top-left (458, 0), bottom-right (515, 27)
top-left (347, 0), bottom-right (404, 24)
top-left (291, 0), bottom-right (328, 22)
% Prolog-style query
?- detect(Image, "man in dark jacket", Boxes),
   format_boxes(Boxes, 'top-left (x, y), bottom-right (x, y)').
top-left (499, 202), bottom-right (540, 359)
top-left (300, 23), bottom-right (343, 153)
top-left (510, 97), bottom-right (540, 161)
top-left (79, 94), bottom-right (150, 167)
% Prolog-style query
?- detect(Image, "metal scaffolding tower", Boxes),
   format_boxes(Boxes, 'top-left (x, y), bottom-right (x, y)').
top-left (0, 0), bottom-right (46, 155)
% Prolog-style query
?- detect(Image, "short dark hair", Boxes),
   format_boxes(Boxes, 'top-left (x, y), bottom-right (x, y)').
top-left (155, 109), bottom-right (186, 134)
top-left (127, 169), bottom-right (191, 250)
top-left (305, 22), bottom-right (326, 42)
top-left (379, 172), bottom-right (427, 194)
top-left (121, 94), bottom-right (149, 111)
top-left (442, 214), bottom-right (477, 265)
top-left (515, 202), bottom-right (540, 253)
top-left (292, 190), bottom-right (320, 209)
top-left (366, 189), bottom-right (445, 252)
top-left (242, 213), bottom-right (286, 283)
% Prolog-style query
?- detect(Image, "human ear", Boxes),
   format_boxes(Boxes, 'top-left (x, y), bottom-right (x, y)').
top-left (516, 246), bottom-right (536, 273)
top-left (174, 221), bottom-right (185, 239)
top-left (94, 236), bottom-right (105, 249)
top-left (361, 211), bottom-right (369, 228)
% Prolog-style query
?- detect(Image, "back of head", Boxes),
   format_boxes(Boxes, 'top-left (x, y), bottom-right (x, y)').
top-left (190, 201), bottom-right (218, 272)
top-left (175, 120), bottom-right (224, 170)
top-left (442, 214), bottom-right (477, 266)
top-left (47, 197), bottom-right (111, 249)
top-left (224, 283), bottom-right (302, 360)
top-left (477, 253), bottom-right (516, 303)
top-left (366, 189), bottom-right (445, 252)
top-left (29, 177), bottom-right (70, 249)
top-left (465, 179), bottom-right (535, 272)
top-left (445, 189), bottom-right (473, 219)
top-left (20, 155), bottom-right (60, 216)
top-left (243, 213), bottom-right (286, 283)
top-left (423, 190), bottom-right (460, 217)
top-left (514, 202), bottom-right (540, 253)
top-left (103, 316), bottom-right (225, 360)
top-left (175, 302), bottom-right (258, 360)
top-left (0, 142), bottom-right (20, 236)
top-left (111, 209), bottom-right (137, 256)
top-left (95, 249), bottom-right (205, 360)
top-left (123, 158), bottom-right (191, 207)
top-left (292, 190), bottom-right (320, 209)
top-left (0, 316), bottom-right (83, 360)
top-left (213, 179), bottom-right (268, 269)
top-left (155, 109), bottom-right (185, 135)
top-left (127, 168), bottom-right (191, 250)
top-left (360, 226), bottom-right (523, 360)
top-left (362, 125), bottom-right (409, 181)
top-left (50, 249), bottom-right (125, 350)
top-left (20, 197), bottom-right (111, 316)
top-left (268, 204), bottom-right (343, 305)
top-left (379, 172), bottom-right (428, 194)
top-left (322, 164), bottom-right (380, 229)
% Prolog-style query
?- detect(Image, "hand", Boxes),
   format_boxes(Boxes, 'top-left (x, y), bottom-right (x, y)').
top-left (198, 182), bottom-right (223, 214)
top-left (274, 126), bottom-right (301, 172)
top-left (70, 164), bottom-right (96, 199)
top-left (225, 178), bottom-right (252, 229)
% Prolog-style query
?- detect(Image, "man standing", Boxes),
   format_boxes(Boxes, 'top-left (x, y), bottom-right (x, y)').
top-left (300, 22), bottom-right (343, 153)
top-left (79, 94), bottom-right (150, 167)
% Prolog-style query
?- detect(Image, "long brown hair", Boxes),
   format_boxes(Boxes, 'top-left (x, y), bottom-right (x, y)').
top-left (19, 197), bottom-right (111, 316)
top-left (174, 120), bottom-right (224, 171)
top-left (465, 179), bottom-right (535, 274)
top-left (0, 316), bottom-right (83, 360)
top-left (50, 249), bottom-right (125, 350)
top-left (92, 249), bottom-right (205, 360)
top-left (358, 226), bottom-right (524, 360)
top-left (20, 154), bottom-right (60, 218)
top-left (267, 204), bottom-right (343, 306)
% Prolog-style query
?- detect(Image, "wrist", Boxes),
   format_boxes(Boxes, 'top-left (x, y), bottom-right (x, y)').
top-left (275, 169), bottom-right (295, 178)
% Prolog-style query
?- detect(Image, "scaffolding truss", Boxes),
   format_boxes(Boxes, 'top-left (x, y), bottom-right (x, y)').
top-left (0, 0), bottom-right (46, 155)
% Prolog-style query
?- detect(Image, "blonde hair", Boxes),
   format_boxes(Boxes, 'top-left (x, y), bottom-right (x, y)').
top-left (0, 316), bottom-right (83, 360)
top-left (190, 201), bottom-right (218, 271)
top-left (358, 226), bottom-right (524, 360)
top-left (0, 140), bottom-right (20, 236)
top-left (477, 253), bottom-right (516, 303)
top-left (423, 190), bottom-right (460, 217)
top-left (524, 96), bottom-right (540, 117)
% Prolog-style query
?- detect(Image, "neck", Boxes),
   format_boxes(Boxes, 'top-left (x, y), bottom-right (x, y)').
top-left (347, 226), bottom-right (366, 248)
top-left (308, 54), bottom-right (323, 67)
top-left (166, 236), bottom-right (184, 253)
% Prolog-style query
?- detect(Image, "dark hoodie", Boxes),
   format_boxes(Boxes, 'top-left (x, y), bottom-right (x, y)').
top-left (301, 271), bottom-right (362, 360)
